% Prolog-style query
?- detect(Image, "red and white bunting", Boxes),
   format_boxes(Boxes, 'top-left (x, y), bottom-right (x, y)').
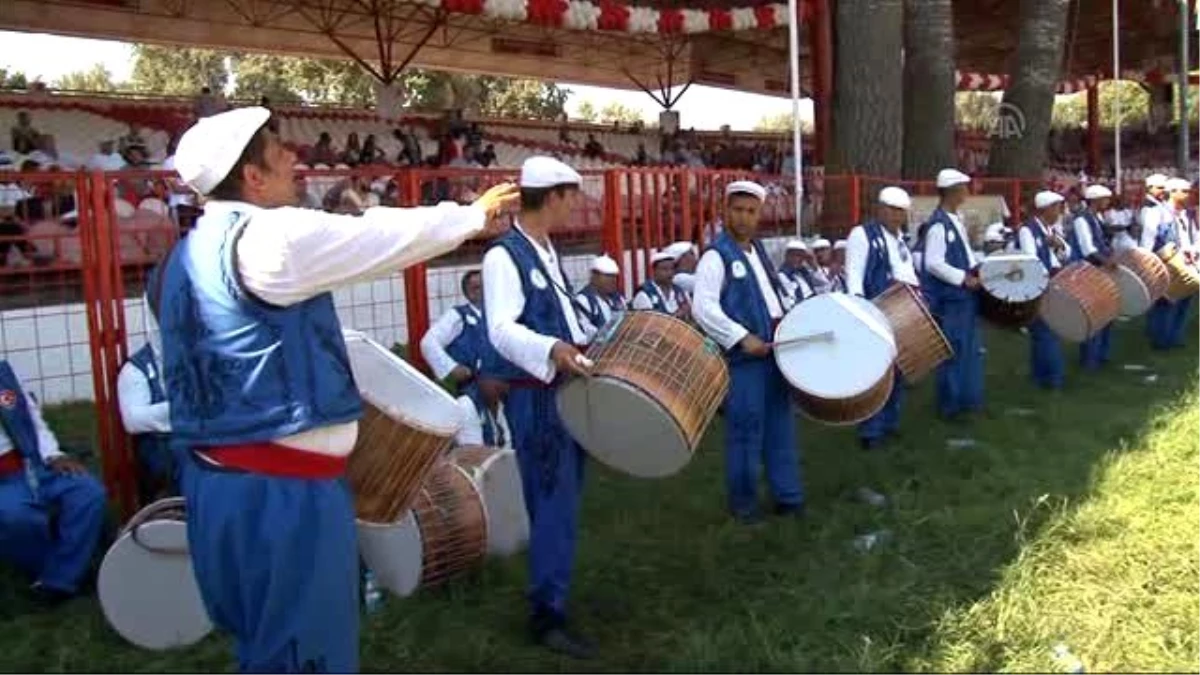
top-left (437, 0), bottom-right (800, 33)
top-left (956, 69), bottom-right (1167, 94)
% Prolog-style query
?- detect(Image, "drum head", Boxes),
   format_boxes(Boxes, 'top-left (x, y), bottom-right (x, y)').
top-left (357, 512), bottom-right (423, 598)
top-left (557, 376), bottom-right (691, 478)
top-left (1039, 286), bottom-right (1089, 343)
top-left (774, 293), bottom-right (896, 399)
top-left (342, 329), bottom-right (462, 437)
top-left (98, 520), bottom-right (213, 650)
top-left (1112, 265), bottom-right (1152, 317)
top-left (980, 254), bottom-right (1048, 302)
top-left (471, 450), bottom-right (529, 557)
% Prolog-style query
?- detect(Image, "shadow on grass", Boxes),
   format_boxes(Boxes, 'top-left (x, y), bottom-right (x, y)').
top-left (0, 316), bottom-right (1195, 672)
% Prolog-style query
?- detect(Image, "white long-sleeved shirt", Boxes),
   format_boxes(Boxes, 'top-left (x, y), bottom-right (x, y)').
top-left (844, 224), bottom-right (918, 297)
top-left (186, 199), bottom-right (486, 457)
top-left (1139, 199), bottom-right (1173, 250)
top-left (923, 212), bottom-right (977, 287)
top-left (673, 272), bottom-right (696, 296)
top-left (692, 245), bottom-right (784, 350)
top-left (632, 284), bottom-right (681, 313)
top-left (420, 304), bottom-right (483, 381)
top-left (482, 224), bottom-right (590, 384)
top-left (0, 391), bottom-right (64, 462)
top-left (1072, 213), bottom-right (1101, 259)
top-left (117, 349), bottom-right (172, 435)
top-left (1018, 218), bottom-right (1065, 269)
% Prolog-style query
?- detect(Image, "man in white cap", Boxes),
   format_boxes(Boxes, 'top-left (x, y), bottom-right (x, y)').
top-left (1068, 184), bottom-right (1117, 370)
top-left (1019, 191), bottom-right (1070, 389)
top-left (632, 250), bottom-right (689, 319)
top-left (117, 288), bottom-right (176, 503)
top-left (917, 168), bottom-right (984, 420)
top-left (665, 240), bottom-right (699, 299)
top-left (829, 239), bottom-right (848, 292)
top-left (576, 253), bottom-right (627, 328)
top-left (158, 106), bottom-right (517, 672)
top-left (1137, 173), bottom-right (1171, 251)
top-left (1146, 178), bottom-right (1197, 349)
top-left (481, 155), bottom-right (597, 658)
top-left (845, 186), bottom-right (919, 448)
top-left (692, 180), bottom-right (802, 524)
top-left (981, 223), bottom-right (1014, 257)
top-left (809, 237), bottom-right (835, 292)
top-left (420, 269), bottom-right (509, 449)
top-left (777, 239), bottom-right (817, 305)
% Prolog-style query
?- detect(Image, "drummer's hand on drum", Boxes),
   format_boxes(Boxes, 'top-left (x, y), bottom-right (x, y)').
top-left (449, 365), bottom-right (473, 384)
top-left (740, 334), bottom-right (771, 358)
top-left (49, 456), bottom-right (88, 475)
top-left (963, 273), bottom-right (982, 290)
top-left (551, 341), bottom-right (592, 377)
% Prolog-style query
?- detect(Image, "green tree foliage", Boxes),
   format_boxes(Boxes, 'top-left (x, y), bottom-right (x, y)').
top-left (54, 64), bottom-right (119, 93)
top-left (1051, 81), bottom-right (1150, 128)
top-left (129, 45), bottom-right (227, 96)
top-left (594, 101), bottom-right (643, 125)
top-left (233, 55), bottom-right (374, 107)
top-left (955, 92), bottom-right (1001, 130)
top-left (576, 100), bottom-right (598, 122)
top-left (754, 112), bottom-right (813, 133)
top-left (0, 68), bottom-right (29, 89)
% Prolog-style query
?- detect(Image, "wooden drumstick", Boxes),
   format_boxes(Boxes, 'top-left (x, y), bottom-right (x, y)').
top-left (769, 330), bottom-right (835, 350)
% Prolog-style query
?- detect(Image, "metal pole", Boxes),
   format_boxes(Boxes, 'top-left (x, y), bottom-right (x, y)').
top-left (1112, 0), bottom-right (1122, 189)
top-left (787, 0), bottom-right (805, 237)
top-left (1180, 0), bottom-right (1191, 175)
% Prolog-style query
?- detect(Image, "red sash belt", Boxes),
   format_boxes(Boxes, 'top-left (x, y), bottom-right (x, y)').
top-left (198, 442), bottom-right (348, 480)
top-left (0, 451), bottom-right (23, 477)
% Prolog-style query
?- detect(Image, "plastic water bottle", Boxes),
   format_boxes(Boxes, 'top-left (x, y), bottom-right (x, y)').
top-left (1052, 643), bottom-right (1086, 674)
top-left (853, 529), bottom-right (893, 553)
top-left (363, 569), bottom-right (383, 614)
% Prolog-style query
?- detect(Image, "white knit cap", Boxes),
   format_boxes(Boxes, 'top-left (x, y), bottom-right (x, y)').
top-left (650, 250), bottom-right (676, 265)
top-left (174, 107), bottom-right (271, 195)
top-left (785, 238), bottom-right (808, 251)
top-left (664, 241), bottom-right (697, 259)
top-left (833, 239), bottom-right (847, 251)
top-left (936, 168), bottom-right (971, 188)
top-left (725, 180), bottom-right (766, 201)
top-left (1034, 191), bottom-right (1065, 210)
top-left (519, 156), bottom-right (581, 188)
top-left (1166, 178), bottom-right (1192, 193)
top-left (811, 237), bottom-right (831, 249)
top-left (879, 186), bottom-right (912, 210)
top-left (1083, 184), bottom-right (1113, 200)
top-left (590, 254), bottom-right (619, 275)
top-left (1145, 173), bottom-right (1168, 189)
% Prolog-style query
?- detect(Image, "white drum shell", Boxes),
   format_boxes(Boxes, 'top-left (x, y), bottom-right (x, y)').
top-left (342, 329), bottom-right (462, 437)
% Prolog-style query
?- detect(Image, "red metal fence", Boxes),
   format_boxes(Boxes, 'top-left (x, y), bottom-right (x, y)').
top-left (0, 165), bottom-right (1172, 517)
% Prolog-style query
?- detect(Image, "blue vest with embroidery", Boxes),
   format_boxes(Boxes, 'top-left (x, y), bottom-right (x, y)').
top-left (1019, 220), bottom-right (1054, 270)
top-left (0, 360), bottom-right (43, 471)
top-left (578, 286), bottom-right (624, 327)
top-left (707, 231), bottom-right (783, 362)
top-left (1068, 210), bottom-right (1111, 263)
top-left (860, 221), bottom-right (899, 300)
top-left (779, 263), bottom-right (817, 296)
top-left (125, 344), bottom-right (172, 474)
top-left (445, 304), bottom-right (489, 373)
top-left (481, 229), bottom-right (575, 381)
top-left (1152, 209), bottom-right (1182, 252)
top-left (637, 280), bottom-right (680, 314)
top-left (157, 209), bottom-right (362, 448)
top-left (919, 207), bottom-right (973, 305)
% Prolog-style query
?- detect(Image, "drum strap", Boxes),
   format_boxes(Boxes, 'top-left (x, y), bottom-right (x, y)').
top-left (0, 451), bottom-right (22, 476)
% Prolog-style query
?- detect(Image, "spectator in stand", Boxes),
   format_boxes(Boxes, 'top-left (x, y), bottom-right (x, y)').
top-left (1, 179), bottom-right (51, 268)
top-left (27, 134), bottom-right (69, 169)
top-left (467, 123), bottom-right (484, 151)
top-left (340, 132), bottom-right (362, 166)
top-left (10, 111), bottom-right (39, 155)
top-left (583, 134), bottom-right (604, 159)
top-left (633, 142), bottom-right (648, 166)
top-left (359, 134), bottom-right (385, 165)
top-left (308, 132), bottom-right (338, 166)
top-left (87, 140), bottom-right (126, 171)
top-left (118, 125), bottom-right (148, 162)
top-left (477, 144), bottom-right (497, 168)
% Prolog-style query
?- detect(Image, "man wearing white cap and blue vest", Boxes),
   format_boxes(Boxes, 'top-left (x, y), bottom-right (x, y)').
top-left (777, 238), bottom-right (817, 305)
top-left (918, 168), bottom-right (984, 420)
top-left (576, 254), bottom-right (626, 328)
top-left (1019, 191), bottom-right (1070, 389)
top-left (693, 180), bottom-right (803, 524)
top-left (0, 361), bottom-right (107, 606)
top-left (1068, 184), bottom-right (1118, 369)
top-left (420, 269), bottom-right (508, 448)
top-left (665, 240), bottom-right (699, 300)
top-left (633, 250), bottom-right (689, 319)
top-left (158, 106), bottom-right (517, 672)
top-left (846, 187), bottom-right (918, 449)
top-left (481, 155), bottom-right (597, 658)
top-left (1145, 178), bottom-right (1197, 349)
top-left (1138, 173), bottom-right (1172, 251)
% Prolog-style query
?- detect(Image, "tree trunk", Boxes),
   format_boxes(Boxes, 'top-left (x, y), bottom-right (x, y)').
top-left (828, 0), bottom-right (904, 176)
top-left (902, 0), bottom-right (956, 180)
top-left (986, 0), bottom-right (1070, 178)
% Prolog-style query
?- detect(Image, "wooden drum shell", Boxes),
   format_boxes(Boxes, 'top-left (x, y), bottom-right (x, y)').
top-left (411, 462), bottom-right (488, 588)
top-left (347, 404), bottom-right (455, 525)
top-left (1038, 262), bottom-right (1122, 343)
top-left (791, 372), bottom-right (895, 427)
top-left (1110, 247), bottom-right (1171, 316)
top-left (871, 282), bottom-right (953, 384)
top-left (1157, 242), bottom-right (1200, 301)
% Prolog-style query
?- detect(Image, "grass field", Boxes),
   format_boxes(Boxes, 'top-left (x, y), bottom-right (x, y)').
top-left (1, 318), bottom-right (1197, 673)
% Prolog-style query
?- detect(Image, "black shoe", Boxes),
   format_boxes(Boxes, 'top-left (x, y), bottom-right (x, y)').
top-left (730, 510), bottom-right (764, 525)
top-left (536, 626), bottom-right (596, 660)
top-left (773, 502), bottom-right (806, 518)
top-left (29, 582), bottom-right (74, 608)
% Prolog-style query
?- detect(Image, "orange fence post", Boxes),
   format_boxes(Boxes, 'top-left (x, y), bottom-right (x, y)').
top-left (399, 169), bottom-right (432, 373)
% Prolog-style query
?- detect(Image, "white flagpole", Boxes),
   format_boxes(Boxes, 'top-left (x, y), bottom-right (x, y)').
top-left (787, 0), bottom-right (805, 237)
top-left (1112, 0), bottom-right (1122, 190)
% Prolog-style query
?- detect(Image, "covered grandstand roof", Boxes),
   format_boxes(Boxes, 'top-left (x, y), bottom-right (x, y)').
top-left (0, 0), bottom-right (1191, 99)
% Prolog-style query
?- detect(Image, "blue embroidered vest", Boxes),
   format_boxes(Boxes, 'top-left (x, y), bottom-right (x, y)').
top-left (578, 286), bottom-right (624, 327)
top-left (157, 209), bottom-right (362, 448)
top-left (707, 231), bottom-right (784, 362)
top-left (919, 207), bottom-right (973, 305)
top-left (0, 360), bottom-right (43, 472)
top-left (481, 228), bottom-right (575, 381)
top-left (124, 344), bottom-right (174, 481)
top-left (445, 304), bottom-right (488, 373)
top-left (861, 221), bottom-right (897, 300)
top-left (637, 280), bottom-right (680, 314)
top-left (1020, 220), bottom-right (1054, 270)
top-left (1068, 210), bottom-right (1111, 263)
